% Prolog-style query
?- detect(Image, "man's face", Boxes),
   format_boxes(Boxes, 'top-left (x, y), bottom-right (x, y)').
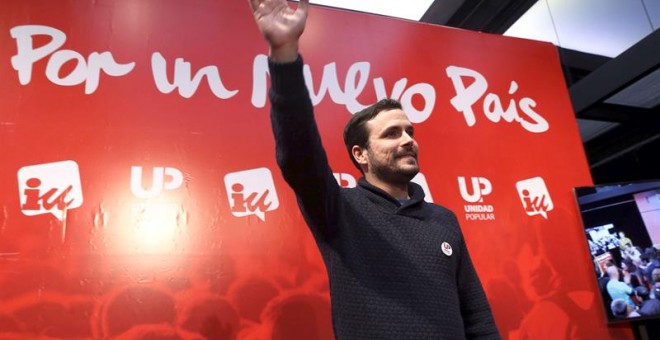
top-left (360, 109), bottom-right (419, 183)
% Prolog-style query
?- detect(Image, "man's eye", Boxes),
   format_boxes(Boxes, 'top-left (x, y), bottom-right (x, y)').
top-left (385, 130), bottom-right (398, 138)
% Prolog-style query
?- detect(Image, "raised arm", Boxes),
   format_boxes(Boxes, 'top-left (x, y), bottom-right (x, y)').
top-left (248, 0), bottom-right (339, 237)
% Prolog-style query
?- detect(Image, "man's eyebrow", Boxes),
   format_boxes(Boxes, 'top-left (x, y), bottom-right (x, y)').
top-left (379, 125), bottom-right (399, 135)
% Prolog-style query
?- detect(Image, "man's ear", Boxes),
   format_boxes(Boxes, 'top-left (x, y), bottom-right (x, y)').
top-left (351, 145), bottom-right (368, 167)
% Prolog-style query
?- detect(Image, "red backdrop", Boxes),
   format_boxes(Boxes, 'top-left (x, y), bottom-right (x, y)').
top-left (0, 0), bottom-right (634, 338)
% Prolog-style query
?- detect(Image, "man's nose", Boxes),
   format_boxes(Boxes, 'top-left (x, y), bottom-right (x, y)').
top-left (401, 131), bottom-right (414, 145)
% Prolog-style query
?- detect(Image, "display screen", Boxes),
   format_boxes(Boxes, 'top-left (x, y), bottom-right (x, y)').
top-left (574, 180), bottom-right (660, 322)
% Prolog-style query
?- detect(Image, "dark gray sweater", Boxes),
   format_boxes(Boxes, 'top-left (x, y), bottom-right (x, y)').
top-left (269, 56), bottom-right (500, 339)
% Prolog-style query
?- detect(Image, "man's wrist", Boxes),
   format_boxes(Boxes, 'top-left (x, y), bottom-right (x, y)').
top-left (268, 53), bottom-right (305, 95)
top-left (269, 42), bottom-right (299, 63)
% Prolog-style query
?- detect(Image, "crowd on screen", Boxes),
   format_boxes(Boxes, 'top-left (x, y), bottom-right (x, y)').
top-left (596, 237), bottom-right (660, 319)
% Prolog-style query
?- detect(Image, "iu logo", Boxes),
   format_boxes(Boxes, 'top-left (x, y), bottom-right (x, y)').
top-left (458, 176), bottom-right (492, 203)
top-left (130, 166), bottom-right (184, 198)
top-left (516, 176), bottom-right (553, 219)
top-left (17, 160), bottom-right (83, 221)
top-left (224, 167), bottom-right (279, 221)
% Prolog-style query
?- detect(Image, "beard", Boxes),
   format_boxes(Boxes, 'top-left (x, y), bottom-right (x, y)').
top-left (369, 152), bottom-right (419, 185)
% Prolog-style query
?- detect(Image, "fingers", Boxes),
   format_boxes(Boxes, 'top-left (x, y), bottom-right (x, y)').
top-left (248, 0), bottom-right (276, 13)
top-left (297, 0), bottom-right (309, 17)
top-left (298, 0), bottom-right (309, 10)
top-left (249, 0), bottom-right (293, 12)
top-left (249, 0), bottom-right (308, 17)
top-left (247, 0), bottom-right (259, 12)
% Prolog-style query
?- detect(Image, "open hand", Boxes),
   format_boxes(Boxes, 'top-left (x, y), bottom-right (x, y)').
top-left (248, 0), bottom-right (309, 62)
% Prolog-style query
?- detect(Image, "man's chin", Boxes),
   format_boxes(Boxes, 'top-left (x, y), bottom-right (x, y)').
top-left (372, 163), bottom-right (419, 184)
top-left (398, 157), bottom-right (418, 167)
top-left (398, 166), bottom-right (419, 180)
top-left (401, 160), bottom-right (419, 171)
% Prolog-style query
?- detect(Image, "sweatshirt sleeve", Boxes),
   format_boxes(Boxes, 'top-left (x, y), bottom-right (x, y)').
top-left (268, 56), bottom-right (339, 237)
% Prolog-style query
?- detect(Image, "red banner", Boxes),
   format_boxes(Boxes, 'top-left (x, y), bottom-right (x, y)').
top-left (0, 0), bottom-right (633, 338)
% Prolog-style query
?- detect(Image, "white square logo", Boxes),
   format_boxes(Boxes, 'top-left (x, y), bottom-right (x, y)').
top-left (412, 172), bottom-right (433, 203)
top-left (224, 167), bottom-right (279, 221)
top-left (17, 160), bottom-right (83, 221)
top-left (130, 166), bottom-right (184, 198)
top-left (458, 176), bottom-right (492, 203)
top-left (333, 172), bottom-right (357, 188)
top-left (516, 176), bottom-right (553, 219)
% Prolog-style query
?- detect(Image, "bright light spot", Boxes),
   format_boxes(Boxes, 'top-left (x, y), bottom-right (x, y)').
top-left (505, 0), bottom-right (655, 58)
top-left (129, 203), bottom-right (185, 254)
top-left (504, 1), bottom-right (559, 46)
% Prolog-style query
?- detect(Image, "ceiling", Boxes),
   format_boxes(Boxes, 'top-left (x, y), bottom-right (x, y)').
top-left (307, 0), bottom-right (660, 184)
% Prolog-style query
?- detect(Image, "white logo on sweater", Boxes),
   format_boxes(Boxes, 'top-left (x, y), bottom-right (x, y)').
top-left (441, 242), bottom-right (453, 256)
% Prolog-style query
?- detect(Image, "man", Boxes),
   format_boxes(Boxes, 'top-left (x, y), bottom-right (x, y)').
top-left (635, 286), bottom-right (660, 317)
top-left (640, 248), bottom-right (660, 286)
top-left (248, 0), bottom-right (500, 338)
top-left (617, 231), bottom-right (633, 251)
top-left (606, 265), bottom-right (634, 308)
top-left (622, 243), bottom-right (642, 267)
top-left (610, 299), bottom-right (640, 319)
top-left (653, 268), bottom-right (660, 299)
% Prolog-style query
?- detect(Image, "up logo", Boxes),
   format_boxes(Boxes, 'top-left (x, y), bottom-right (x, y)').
top-left (224, 167), bottom-right (279, 221)
top-left (516, 176), bottom-right (553, 219)
top-left (17, 160), bottom-right (83, 221)
top-left (130, 166), bottom-right (183, 199)
top-left (333, 173), bottom-right (356, 188)
top-left (458, 176), bottom-right (492, 203)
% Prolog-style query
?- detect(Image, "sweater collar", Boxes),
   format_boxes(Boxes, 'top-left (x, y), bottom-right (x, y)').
top-left (357, 177), bottom-right (426, 209)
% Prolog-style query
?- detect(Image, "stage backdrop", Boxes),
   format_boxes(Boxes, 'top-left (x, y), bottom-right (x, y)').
top-left (0, 0), bottom-right (634, 339)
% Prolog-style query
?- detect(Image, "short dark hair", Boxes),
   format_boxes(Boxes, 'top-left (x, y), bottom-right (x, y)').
top-left (610, 299), bottom-right (628, 317)
top-left (635, 286), bottom-right (649, 300)
top-left (653, 268), bottom-right (660, 283)
top-left (343, 99), bottom-right (403, 171)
